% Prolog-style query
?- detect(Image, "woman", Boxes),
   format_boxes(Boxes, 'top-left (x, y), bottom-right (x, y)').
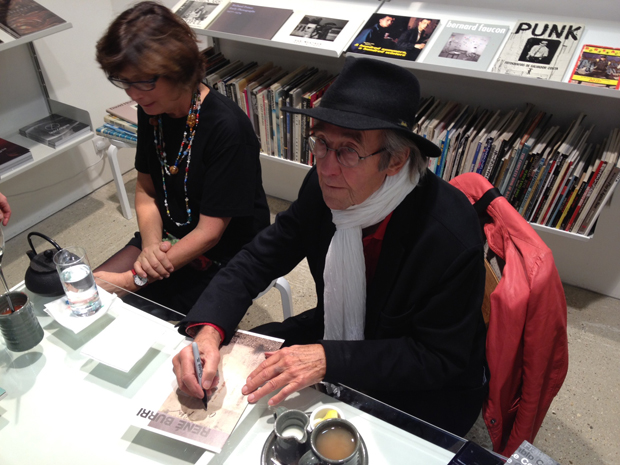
top-left (94, 2), bottom-right (269, 317)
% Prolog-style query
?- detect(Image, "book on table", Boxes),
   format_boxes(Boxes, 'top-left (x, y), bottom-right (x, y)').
top-left (0, 0), bottom-right (65, 38)
top-left (103, 114), bottom-right (138, 134)
top-left (18, 114), bottom-right (90, 149)
top-left (106, 100), bottom-right (139, 126)
top-left (0, 138), bottom-right (33, 177)
top-left (491, 20), bottom-right (585, 81)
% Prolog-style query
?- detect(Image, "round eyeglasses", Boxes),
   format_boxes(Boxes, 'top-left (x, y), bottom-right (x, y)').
top-left (308, 135), bottom-right (386, 168)
top-left (108, 75), bottom-right (160, 91)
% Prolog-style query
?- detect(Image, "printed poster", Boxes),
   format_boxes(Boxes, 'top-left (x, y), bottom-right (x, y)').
top-left (132, 330), bottom-right (283, 452)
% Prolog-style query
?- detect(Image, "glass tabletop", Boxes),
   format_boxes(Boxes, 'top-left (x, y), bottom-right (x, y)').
top-left (0, 278), bottom-right (474, 465)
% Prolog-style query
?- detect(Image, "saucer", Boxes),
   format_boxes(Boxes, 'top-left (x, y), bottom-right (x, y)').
top-left (261, 429), bottom-right (368, 465)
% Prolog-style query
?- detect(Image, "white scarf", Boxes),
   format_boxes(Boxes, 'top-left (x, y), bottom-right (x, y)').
top-left (323, 162), bottom-right (419, 340)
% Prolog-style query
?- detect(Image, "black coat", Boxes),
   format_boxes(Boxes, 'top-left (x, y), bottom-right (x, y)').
top-left (180, 167), bottom-right (487, 433)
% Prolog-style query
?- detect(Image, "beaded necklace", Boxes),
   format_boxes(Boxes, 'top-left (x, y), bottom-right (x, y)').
top-left (153, 89), bottom-right (201, 227)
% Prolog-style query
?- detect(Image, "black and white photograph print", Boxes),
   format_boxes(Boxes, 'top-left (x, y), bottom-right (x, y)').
top-left (518, 38), bottom-right (561, 65)
top-left (290, 16), bottom-right (348, 42)
top-left (438, 33), bottom-right (490, 62)
top-left (175, 0), bottom-right (219, 27)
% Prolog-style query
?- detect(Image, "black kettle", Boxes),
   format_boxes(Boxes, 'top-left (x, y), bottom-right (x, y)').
top-left (24, 232), bottom-right (65, 297)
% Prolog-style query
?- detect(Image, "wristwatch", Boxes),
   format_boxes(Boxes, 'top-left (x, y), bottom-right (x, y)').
top-left (131, 269), bottom-right (148, 287)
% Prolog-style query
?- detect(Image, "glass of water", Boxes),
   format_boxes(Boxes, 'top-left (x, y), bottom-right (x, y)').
top-left (53, 246), bottom-right (102, 317)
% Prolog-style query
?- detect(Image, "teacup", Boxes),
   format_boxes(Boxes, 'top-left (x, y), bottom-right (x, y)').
top-left (273, 408), bottom-right (310, 464)
top-left (299, 418), bottom-right (361, 465)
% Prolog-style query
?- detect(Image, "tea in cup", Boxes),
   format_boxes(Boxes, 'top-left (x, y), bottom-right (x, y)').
top-left (300, 418), bottom-right (361, 465)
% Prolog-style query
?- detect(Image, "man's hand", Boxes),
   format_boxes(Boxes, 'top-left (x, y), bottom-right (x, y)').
top-left (173, 326), bottom-right (221, 399)
top-left (242, 344), bottom-right (326, 406)
top-left (134, 240), bottom-right (174, 281)
top-left (415, 43), bottom-right (425, 49)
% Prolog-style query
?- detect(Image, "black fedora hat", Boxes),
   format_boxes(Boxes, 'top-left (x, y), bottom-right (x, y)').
top-left (281, 56), bottom-right (441, 157)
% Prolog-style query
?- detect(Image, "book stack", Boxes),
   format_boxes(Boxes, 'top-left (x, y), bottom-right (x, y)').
top-left (98, 101), bottom-right (138, 143)
top-left (19, 114), bottom-right (90, 149)
top-left (417, 97), bottom-right (620, 236)
top-left (203, 51), bottom-right (335, 164)
top-left (0, 138), bottom-right (33, 178)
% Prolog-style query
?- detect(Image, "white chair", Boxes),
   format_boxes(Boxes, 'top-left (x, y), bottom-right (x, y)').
top-left (92, 135), bottom-right (137, 220)
top-left (255, 277), bottom-right (293, 320)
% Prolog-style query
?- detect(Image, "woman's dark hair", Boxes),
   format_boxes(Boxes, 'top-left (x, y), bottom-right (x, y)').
top-left (96, 1), bottom-right (205, 91)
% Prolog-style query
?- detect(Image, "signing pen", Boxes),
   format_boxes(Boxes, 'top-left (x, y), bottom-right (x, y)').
top-left (192, 342), bottom-right (209, 409)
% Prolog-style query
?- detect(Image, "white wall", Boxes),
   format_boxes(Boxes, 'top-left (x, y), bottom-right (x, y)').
top-left (0, 0), bottom-right (176, 240)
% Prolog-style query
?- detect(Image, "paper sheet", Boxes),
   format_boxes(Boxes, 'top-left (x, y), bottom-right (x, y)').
top-left (80, 304), bottom-right (169, 372)
top-left (43, 288), bottom-right (116, 334)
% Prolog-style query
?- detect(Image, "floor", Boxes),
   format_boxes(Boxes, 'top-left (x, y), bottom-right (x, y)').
top-left (3, 170), bottom-right (619, 464)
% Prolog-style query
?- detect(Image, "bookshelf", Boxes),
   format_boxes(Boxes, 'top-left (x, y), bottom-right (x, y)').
top-left (187, 0), bottom-right (620, 297)
top-left (0, 19), bottom-right (93, 183)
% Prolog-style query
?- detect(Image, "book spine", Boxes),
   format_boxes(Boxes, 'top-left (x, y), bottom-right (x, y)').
top-left (103, 115), bottom-right (138, 134)
top-left (579, 167), bottom-right (620, 235)
top-left (570, 161), bottom-right (607, 232)
top-left (96, 127), bottom-right (137, 142)
top-left (511, 151), bottom-right (537, 208)
top-left (519, 154), bottom-right (545, 215)
top-left (523, 156), bottom-right (553, 220)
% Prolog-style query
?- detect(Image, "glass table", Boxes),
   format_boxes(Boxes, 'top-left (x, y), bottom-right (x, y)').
top-left (0, 279), bottom-right (481, 465)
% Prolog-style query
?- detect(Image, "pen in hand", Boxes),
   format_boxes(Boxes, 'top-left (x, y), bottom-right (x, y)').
top-left (192, 342), bottom-right (209, 409)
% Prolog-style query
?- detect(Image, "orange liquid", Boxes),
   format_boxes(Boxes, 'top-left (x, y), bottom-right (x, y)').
top-left (1, 304), bottom-right (23, 315)
top-left (315, 425), bottom-right (356, 461)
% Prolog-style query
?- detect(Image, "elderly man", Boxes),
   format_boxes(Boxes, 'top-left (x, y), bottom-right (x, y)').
top-left (173, 57), bottom-right (487, 436)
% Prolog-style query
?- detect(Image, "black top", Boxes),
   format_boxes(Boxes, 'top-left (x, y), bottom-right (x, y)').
top-left (135, 88), bottom-right (270, 263)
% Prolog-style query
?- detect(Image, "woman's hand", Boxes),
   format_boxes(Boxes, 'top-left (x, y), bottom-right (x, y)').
top-left (93, 270), bottom-right (134, 294)
top-left (134, 240), bottom-right (173, 280)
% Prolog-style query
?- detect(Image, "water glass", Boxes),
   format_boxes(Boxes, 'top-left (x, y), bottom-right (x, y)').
top-left (53, 246), bottom-right (102, 317)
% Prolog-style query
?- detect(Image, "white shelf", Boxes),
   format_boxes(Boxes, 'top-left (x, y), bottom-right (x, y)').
top-left (0, 130), bottom-right (94, 183)
top-left (0, 22), bottom-right (72, 53)
top-left (530, 222), bottom-right (592, 242)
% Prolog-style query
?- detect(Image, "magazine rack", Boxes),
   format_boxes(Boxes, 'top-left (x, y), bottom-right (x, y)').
top-left (0, 22), bottom-right (93, 183)
top-left (184, 0), bottom-right (620, 298)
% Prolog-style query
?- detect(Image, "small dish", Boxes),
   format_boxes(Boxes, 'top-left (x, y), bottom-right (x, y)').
top-left (309, 404), bottom-right (345, 430)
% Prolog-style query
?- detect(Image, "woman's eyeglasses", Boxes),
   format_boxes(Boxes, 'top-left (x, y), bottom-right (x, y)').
top-left (108, 75), bottom-right (160, 91)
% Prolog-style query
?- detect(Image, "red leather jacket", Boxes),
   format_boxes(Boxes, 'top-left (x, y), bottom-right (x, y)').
top-left (450, 173), bottom-right (569, 456)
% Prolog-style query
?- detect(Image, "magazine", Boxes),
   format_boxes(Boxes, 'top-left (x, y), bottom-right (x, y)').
top-left (172, 0), bottom-right (225, 30)
top-left (19, 114), bottom-right (90, 148)
top-left (491, 21), bottom-right (585, 81)
top-left (0, 0), bottom-right (65, 38)
top-left (348, 13), bottom-right (440, 62)
top-left (423, 19), bottom-right (511, 71)
top-left (568, 44), bottom-right (620, 88)
top-left (207, 2), bottom-right (294, 40)
top-left (132, 330), bottom-right (283, 452)
top-left (0, 138), bottom-right (33, 176)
